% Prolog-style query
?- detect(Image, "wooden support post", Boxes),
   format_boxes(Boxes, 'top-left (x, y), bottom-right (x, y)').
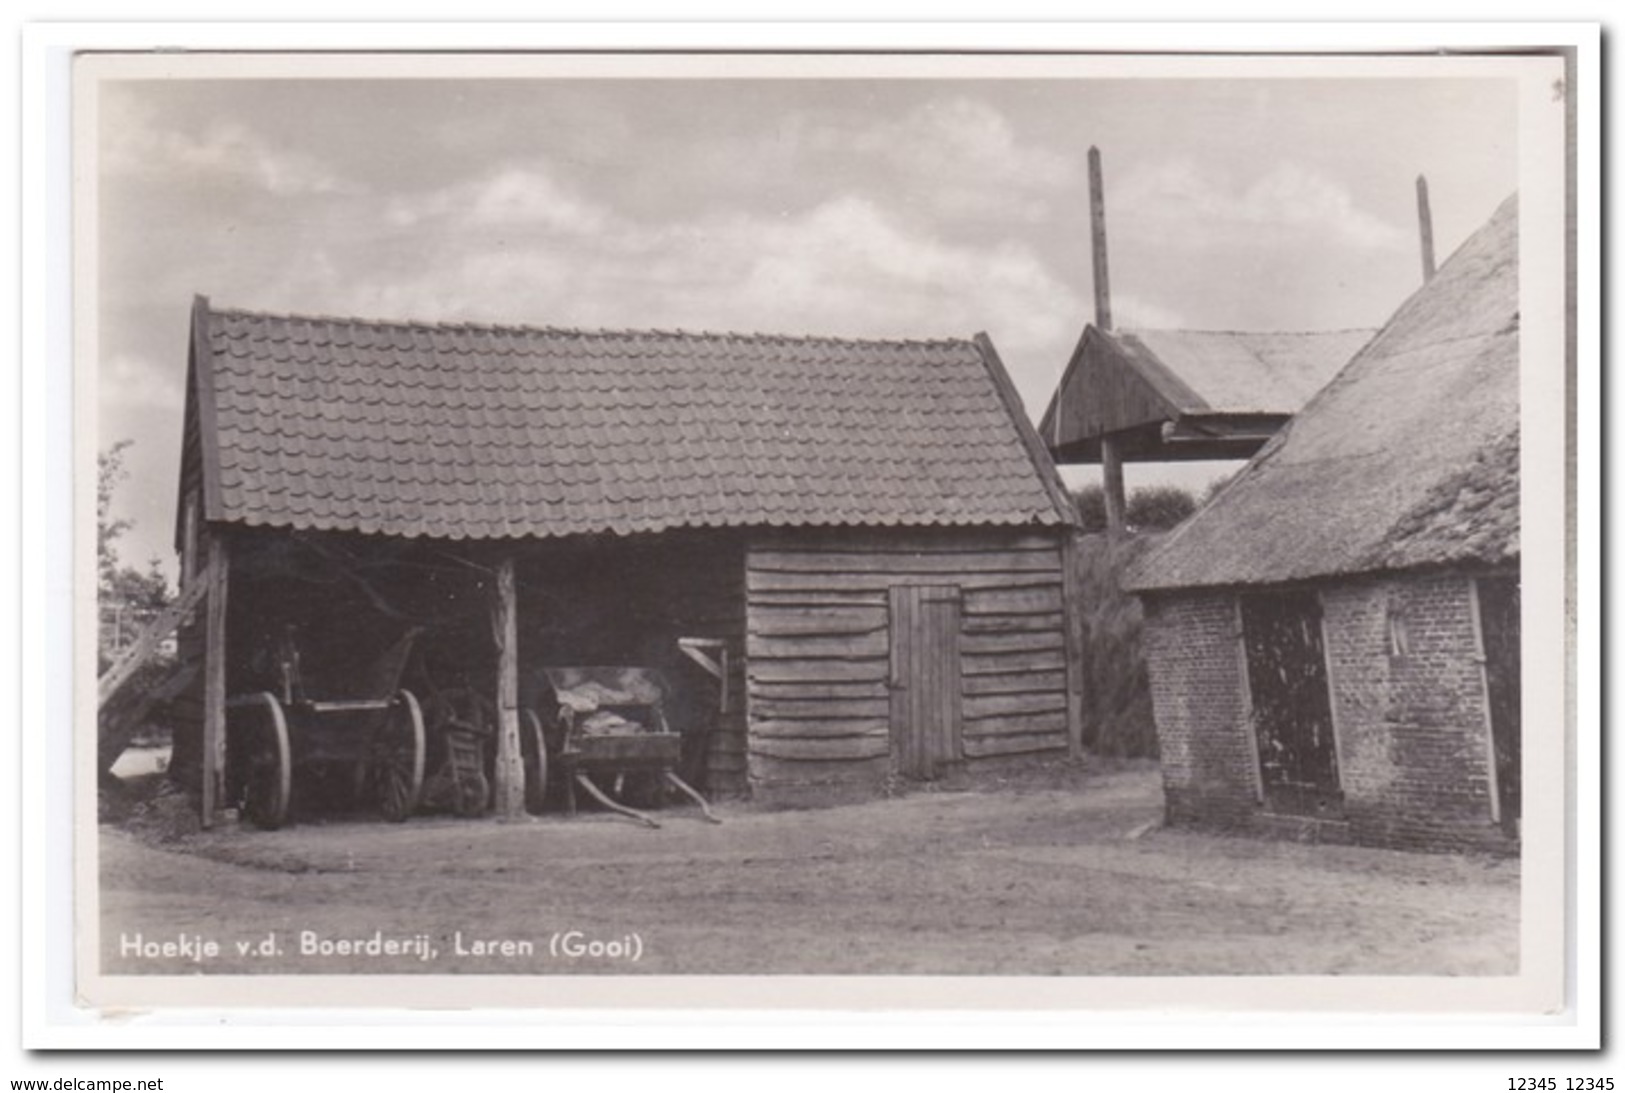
top-left (1233, 597), bottom-right (1265, 804)
top-left (200, 534), bottom-right (229, 828)
top-left (1101, 434), bottom-right (1127, 534)
top-left (1416, 174), bottom-right (1437, 282)
top-left (1088, 145), bottom-right (1113, 332)
top-left (491, 556), bottom-right (524, 819)
top-left (1467, 579), bottom-right (1502, 826)
top-left (1059, 529), bottom-right (1086, 760)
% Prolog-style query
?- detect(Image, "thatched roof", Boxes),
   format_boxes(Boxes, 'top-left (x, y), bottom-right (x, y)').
top-left (1129, 194), bottom-right (1520, 592)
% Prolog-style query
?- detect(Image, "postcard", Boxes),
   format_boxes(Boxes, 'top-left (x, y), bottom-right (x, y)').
top-left (37, 27), bottom-right (1592, 1046)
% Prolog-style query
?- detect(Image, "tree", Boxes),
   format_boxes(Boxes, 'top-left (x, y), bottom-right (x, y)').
top-left (98, 441), bottom-right (173, 673)
top-left (1127, 485), bottom-right (1197, 530)
top-left (1069, 482), bottom-right (1108, 533)
top-left (1067, 482), bottom-right (1198, 534)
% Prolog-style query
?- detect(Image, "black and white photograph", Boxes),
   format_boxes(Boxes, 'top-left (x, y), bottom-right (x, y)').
top-left (61, 34), bottom-right (1582, 1033)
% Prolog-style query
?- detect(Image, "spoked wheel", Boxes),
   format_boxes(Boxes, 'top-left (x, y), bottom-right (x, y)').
top-left (521, 708), bottom-right (549, 815)
top-left (372, 690), bottom-right (425, 822)
top-left (227, 692), bottom-right (291, 831)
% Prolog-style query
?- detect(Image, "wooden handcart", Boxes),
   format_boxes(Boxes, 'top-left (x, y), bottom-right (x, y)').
top-left (225, 626), bottom-right (426, 830)
top-left (538, 667), bottom-right (719, 829)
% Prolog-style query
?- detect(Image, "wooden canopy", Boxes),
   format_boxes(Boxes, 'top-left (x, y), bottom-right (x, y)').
top-left (1038, 325), bottom-right (1374, 465)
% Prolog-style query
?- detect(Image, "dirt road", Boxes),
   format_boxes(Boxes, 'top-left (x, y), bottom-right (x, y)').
top-left (98, 762), bottom-right (1517, 976)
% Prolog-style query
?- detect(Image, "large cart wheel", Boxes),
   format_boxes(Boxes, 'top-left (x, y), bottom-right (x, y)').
top-left (228, 692), bottom-right (291, 831)
top-left (521, 708), bottom-right (549, 815)
top-left (373, 690), bottom-right (425, 822)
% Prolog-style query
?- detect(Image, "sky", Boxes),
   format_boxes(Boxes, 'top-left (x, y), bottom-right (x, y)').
top-left (94, 69), bottom-right (1519, 581)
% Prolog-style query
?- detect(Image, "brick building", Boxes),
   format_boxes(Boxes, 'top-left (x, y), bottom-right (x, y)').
top-left (1125, 196), bottom-right (1521, 854)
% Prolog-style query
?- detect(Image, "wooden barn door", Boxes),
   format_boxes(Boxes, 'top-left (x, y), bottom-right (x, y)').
top-left (1239, 589), bottom-right (1343, 817)
top-left (888, 584), bottom-right (963, 780)
top-left (1475, 577), bottom-right (1521, 834)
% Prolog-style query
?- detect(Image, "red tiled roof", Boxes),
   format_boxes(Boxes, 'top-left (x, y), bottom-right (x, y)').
top-left (193, 303), bottom-right (1072, 541)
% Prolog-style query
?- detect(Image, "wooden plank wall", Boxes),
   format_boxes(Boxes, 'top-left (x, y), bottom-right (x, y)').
top-left (1052, 332), bottom-right (1180, 448)
top-left (745, 529), bottom-right (1071, 795)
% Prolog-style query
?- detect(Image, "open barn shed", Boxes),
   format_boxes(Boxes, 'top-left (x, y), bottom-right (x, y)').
top-left (1125, 195), bottom-right (1522, 854)
top-left (1035, 148), bottom-right (1378, 533)
top-left (1038, 326), bottom-right (1374, 465)
top-left (139, 298), bottom-right (1082, 826)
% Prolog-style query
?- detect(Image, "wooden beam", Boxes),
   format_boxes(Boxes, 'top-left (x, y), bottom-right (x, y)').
top-left (97, 576), bottom-right (207, 708)
top-left (190, 296), bottom-right (226, 522)
top-left (1101, 434), bottom-right (1127, 534)
top-left (677, 636), bottom-right (730, 714)
top-left (201, 534), bottom-right (229, 827)
top-left (1467, 578), bottom-right (1502, 825)
top-left (1088, 146), bottom-right (1113, 331)
top-left (100, 658), bottom-right (200, 778)
top-left (1162, 414), bottom-right (1291, 443)
top-left (971, 333), bottom-right (1081, 528)
top-left (1055, 429), bottom-right (1279, 466)
top-left (1233, 597), bottom-right (1265, 805)
top-left (491, 555), bottom-right (524, 819)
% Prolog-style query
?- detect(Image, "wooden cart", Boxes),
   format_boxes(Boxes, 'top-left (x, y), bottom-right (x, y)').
top-left (417, 687), bottom-right (548, 818)
top-left (225, 626), bottom-right (426, 830)
top-left (538, 667), bottom-right (718, 828)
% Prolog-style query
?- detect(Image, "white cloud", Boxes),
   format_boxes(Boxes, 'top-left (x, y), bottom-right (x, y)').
top-left (105, 121), bottom-right (1086, 414)
top-left (106, 117), bottom-right (358, 197)
top-left (1114, 159), bottom-right (1406, 253)
top-left (275, 183), bottom-right (1078, 410)
top-left (100, 352), bottom-right (186, 411)
top-left (385, 162), bottom-right (613, 235)
top-left (795, 96), bottom-right (1079, 223)
top-left (855, 97), bottom-right (1075, 188)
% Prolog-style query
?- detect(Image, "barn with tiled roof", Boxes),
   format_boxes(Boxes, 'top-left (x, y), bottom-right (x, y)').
top-left (162, 297), bottom-right (1083, 825)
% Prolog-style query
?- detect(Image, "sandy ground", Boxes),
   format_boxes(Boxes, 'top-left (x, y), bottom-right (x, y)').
top-left (98, 760), bottom-right (1518, 976)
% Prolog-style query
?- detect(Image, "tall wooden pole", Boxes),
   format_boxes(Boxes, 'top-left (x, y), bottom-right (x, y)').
top-left (1090, 145), bottom-right (1127, 533)
top-left (491, 556), bottom-right (524, 818)
top-left (1416, 174), bottom-right (1437, 282)
top-left (1101, 435), bottom-right (1127, 535)
top-left (1088, 146), bottom-right (1113, 332)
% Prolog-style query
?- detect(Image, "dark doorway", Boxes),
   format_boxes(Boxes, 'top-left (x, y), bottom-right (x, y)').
top-left (888, 584), bottom-right (963, 780)
top-left (1476, 576), bottom-right (1521, 834)
top-left (1239, 589), bottom-right (1343, 817)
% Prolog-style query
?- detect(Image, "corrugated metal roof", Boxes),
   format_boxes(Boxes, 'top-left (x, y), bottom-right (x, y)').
top-left (1123, 328), bottom-right (1376, 415)
top-left (1038, 324), bottom-right (1373, 450)
top-left (195, 306), bottom-right (1071, 541)
top-left (1129, 194), bottom-right (1520, 592)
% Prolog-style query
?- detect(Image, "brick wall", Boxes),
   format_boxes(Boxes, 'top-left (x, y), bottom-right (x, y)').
top-left (1322, 575), bottom-right (1509, 853)
top-left (1141, 592), bottom-right (1256, 829)
top-left (1143, 571), bottom-right (1517, 855)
